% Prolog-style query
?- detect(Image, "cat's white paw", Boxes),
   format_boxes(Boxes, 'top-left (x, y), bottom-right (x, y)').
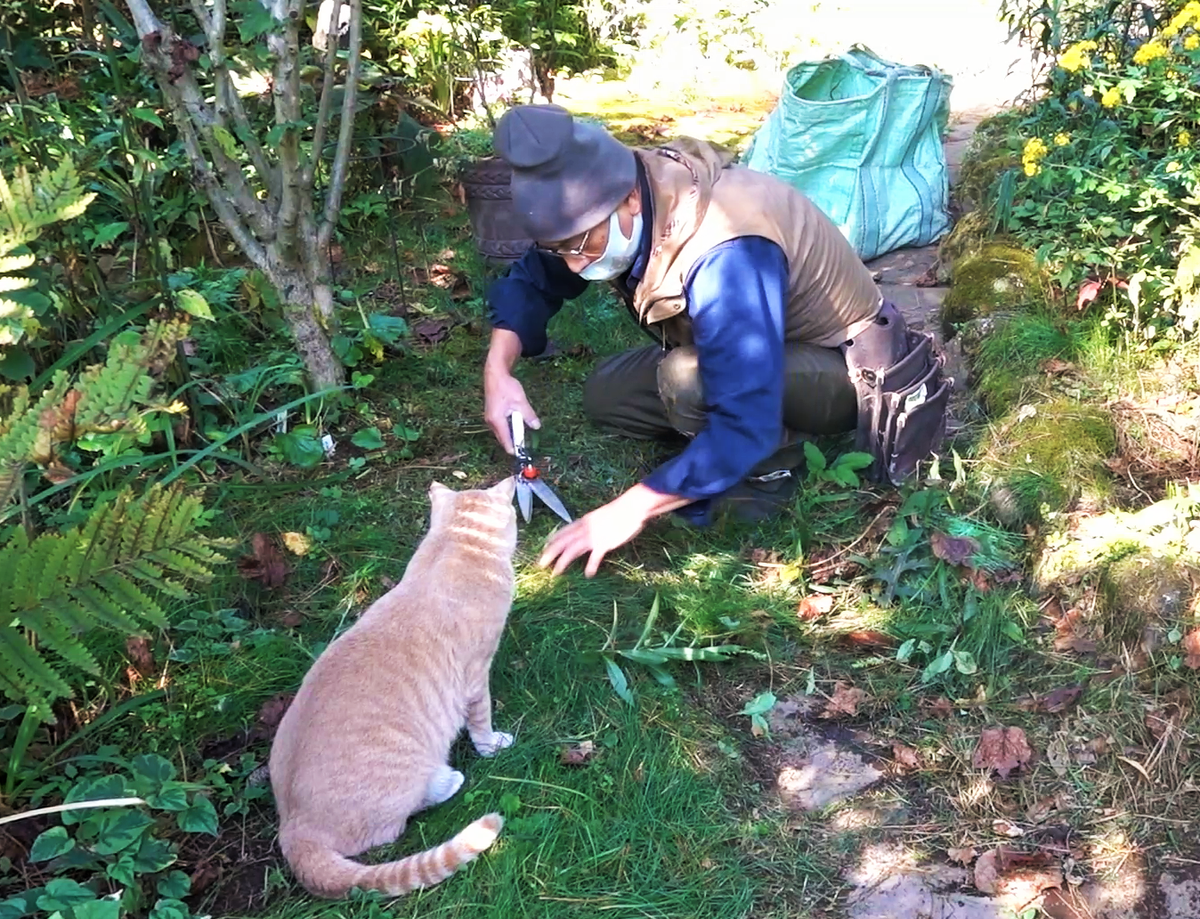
top-left (475, 730), bottom-right (514, 757)
top-left (426, 768), bottom-right (465, 806)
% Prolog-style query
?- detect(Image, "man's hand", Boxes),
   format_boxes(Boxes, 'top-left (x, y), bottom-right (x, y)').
top-left (484, 369), bottom-right (540, 454)
top-left (538, 484), bottom-right (693, 578)
top-left (484, 328), bottom-right (539, 454)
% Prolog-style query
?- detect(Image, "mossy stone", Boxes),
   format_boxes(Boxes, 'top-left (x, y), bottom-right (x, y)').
top-left (977, 399), bottom-right (1115, 527)
top-left (940, 244), bottom-right (1047, 333)
top-left (1100, 550), bottom-right (1198, 650)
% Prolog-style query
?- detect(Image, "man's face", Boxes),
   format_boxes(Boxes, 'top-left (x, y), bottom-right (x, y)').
top-left (536, 187), bottom-right (642, 274)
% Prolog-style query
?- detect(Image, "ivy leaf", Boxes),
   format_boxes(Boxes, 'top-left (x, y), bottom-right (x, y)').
top-left (62, 775), bottom-right (130, 825)
top-left (30, 826), bottom-right (75, 862)
top-left (274, 427), bottom-right (325, 468)
top-left (145, 783), bottom-right (189, 812)
top-left (176, 796), bottom-right (219, 836)
top-left (92, 809), bottom-right (154, 855)
top-left (107, 853), bottom-right (137, 887)
top-left (148, 899), bottom-right (191, 919)
top-left (368, 313), bottom-right (409, 346)
top-left (740, 691), bottom-right (777, 717)
top-left (351, 427), bottom-right (385, 450)
top-left (130, 754), bottom-right (176, 792)
top-left (36, 879), bottom-right (96, 912)
top-left (132, 836), bottom-right (177, 874)
top-left (73, 899), bottom-right (121, 919)
top-left (175, 289), bottom-right (214, 321)
top-left (953, 649), bottom-right (979, 675)
top-left (895, 637), bottom-right (917, 664)
top-left (156, 871), bottom-right (191, 900)
top-left (212, 125), bottom-right (239, 160)
top-left (0, 892), bottom-right (40, 919)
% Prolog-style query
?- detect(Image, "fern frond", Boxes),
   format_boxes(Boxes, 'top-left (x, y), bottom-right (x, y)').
top-left (1, 484), bottom-right (229, 715)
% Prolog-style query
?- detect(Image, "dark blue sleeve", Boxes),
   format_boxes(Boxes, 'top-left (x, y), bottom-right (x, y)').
top-left (486, 249), bottom-right (590, 357)
top-left (642, 236), bottom-right (787, 504)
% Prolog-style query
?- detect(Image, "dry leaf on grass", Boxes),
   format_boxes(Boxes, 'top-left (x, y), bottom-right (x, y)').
top-left (821, 681), bottom-right (867, 718)
top-left (923, 696), bottom-right (956, 719)
top-left (947, 846), bottom-right (977, 866)
top-left (125, 636), bottom-right (155, 676)
top-left (837, 630), bottom-right (898, 651)
top-left (412, 317), bottom-right (454, 345)
top-left (1016, 684), bottom-right (1084, 714)
top-left (973, 725), bottom-right (1033, 778)
top-left (1145, 689), bottom-right (1191, 742)
top-left (930, 531), bottom-right (980, 566)
top-left (281, 531), bottom-right (313, 557)
top-left (1041, 357), bottom-right (1075, 376)
top-left (796, 594), bottom-right (834, 621)
top-left (1183, 628), bottom-right (1200, 669)
top-left (238, 533), bottom-right (288, 588)
top-left (975, 845), bottom-right (1063, 898)
top-left (277, 609), bottom-right (303, 628)
top-left (256, 693), bottom-right (295, 733)
top-left (892, 743), bottom-right (922, 771)
top-left (559, 740), bottom-right (597, 766)
top-left (993, 818), bottom-right (1024, 838)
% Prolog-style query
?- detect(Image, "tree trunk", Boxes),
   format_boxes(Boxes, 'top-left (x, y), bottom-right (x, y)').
top-left (270, 266), bottom-right (344, 392)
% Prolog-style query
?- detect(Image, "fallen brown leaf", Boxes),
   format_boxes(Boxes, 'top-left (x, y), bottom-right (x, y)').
top-left (930, 531), bottom-right (980, 566)
top-left (256, 693), bottom-right (295, 732)
top-left (804, 546), bottom-right (865, 584)
top-left (559, 740), bottom-right (597, 766)
top-left (238, 533), bottom-right (288, 588)
top-left (277, 609), bottom-right (303, 628)
top-left (412, 317), bottom-right (453, 345)
top-left (1041, 357), bottom-right (1075, 376)
top-left (947, 846), bottom-right (977, 866)
top-left (892, 742), bottom-right (922, 771)
top-left (821, 681), bottom-right (867, 719)
top-left (1025, 793), bottom-right (1060, 824)
top-left (1041, 684), bottom-right (1084, 714)
top-left (993, 818), bottom-right (1024, 837)
top-left (838, 630), bottom-right (898, 651)
top-left (125, 636), bottom-right (155, 676)
top-left (1145, 689), bottom-right (1190, 742)
top-left (1183, 628), bottom-right (1200, 669)
top-left (796, 594), bottom-right (834, 622)
top-left (973, 725), bottom-right (1033, 779)
top-left (924, 696), bottom-right (955, 719)
top-left (974, 847), bottom-right (1003, 893)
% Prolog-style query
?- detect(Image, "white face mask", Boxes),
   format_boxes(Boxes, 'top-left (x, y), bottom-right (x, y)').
top-left (578, 209), bottom-right (644, 281)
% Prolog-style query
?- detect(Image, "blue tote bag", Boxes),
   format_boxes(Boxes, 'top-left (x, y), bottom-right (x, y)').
top-left (743, 46), bottom-right (953, 261)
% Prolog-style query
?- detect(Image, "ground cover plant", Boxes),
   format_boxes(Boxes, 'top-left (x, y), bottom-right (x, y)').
top-left (4, 1), bottom-right (1200, 918)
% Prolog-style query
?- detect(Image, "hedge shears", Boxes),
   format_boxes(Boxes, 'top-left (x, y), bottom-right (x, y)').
top-left (508, 411), bottom-right (572, 524)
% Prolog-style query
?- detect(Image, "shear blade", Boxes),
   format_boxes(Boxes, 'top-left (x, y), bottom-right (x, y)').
top-left (531, 479), bottom-right (572, 523)
top-left (516, 481), bottom-right (533, 522)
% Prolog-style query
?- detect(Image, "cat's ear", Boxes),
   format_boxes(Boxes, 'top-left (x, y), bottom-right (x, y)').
top-left (489, 476), bottom-right (517, 501)
top-left (429, 480), bottom-right (454, 502)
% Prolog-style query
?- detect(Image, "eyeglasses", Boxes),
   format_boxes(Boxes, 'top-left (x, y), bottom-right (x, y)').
top-left (534, 226), bottom-right (592, 258)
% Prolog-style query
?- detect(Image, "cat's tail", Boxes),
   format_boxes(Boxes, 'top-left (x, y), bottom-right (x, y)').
top-left (281, 813), bottom-right (504, 899)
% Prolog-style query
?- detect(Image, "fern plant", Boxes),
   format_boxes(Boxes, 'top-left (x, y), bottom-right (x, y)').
top-left (0, 484), bottom-right (232, 721)
top-left (0, 158), bottom-right (95, 348)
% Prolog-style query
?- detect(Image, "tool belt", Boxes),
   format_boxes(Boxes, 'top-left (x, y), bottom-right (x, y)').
top-left (839, 301), bottom-right (951, 486)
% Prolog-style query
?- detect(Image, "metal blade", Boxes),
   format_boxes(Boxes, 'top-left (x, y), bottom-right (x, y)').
top-left (530, 479), bottom-right (572, 522)
top-left (516, 481), bottom-right (533, 523)
top-left (509, 410), bottom-right (525, 453)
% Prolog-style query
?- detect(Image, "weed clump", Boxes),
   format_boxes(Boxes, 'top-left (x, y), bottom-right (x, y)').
top-left (940, 243), bottom-right (1048, 332)
top-left (976, 399), bottom-right (1116, 526)
top-left (969, 314), bottom-right (1078, 416)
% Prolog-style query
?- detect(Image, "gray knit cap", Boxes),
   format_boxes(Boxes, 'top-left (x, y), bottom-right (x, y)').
top-left (493, 104), bottom-right (637, 243)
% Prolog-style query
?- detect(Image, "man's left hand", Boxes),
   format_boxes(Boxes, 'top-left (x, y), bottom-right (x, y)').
top-left (537, 484), bottom-right (693, 578)
top-left (538, 498), bottom-right (647, 578)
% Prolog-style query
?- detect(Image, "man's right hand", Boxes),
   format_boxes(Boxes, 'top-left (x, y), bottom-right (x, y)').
top-left (484, 369), bottom-right (541, 454)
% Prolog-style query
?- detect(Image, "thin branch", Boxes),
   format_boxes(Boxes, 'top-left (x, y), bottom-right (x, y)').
top-left (302, 0), bottom-right (343, 189)
top-left (208, 0), bottom-right (280, 206)
top-left (316, 0), bottom-right (362, 252)
top-left (266, 0), bottom-right (304, 259)
top-left (187, 0), bottom-right (211, 35)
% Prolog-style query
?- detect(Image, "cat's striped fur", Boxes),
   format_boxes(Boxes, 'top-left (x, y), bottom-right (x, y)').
top-left (268, 478), bottom-right (518, 899)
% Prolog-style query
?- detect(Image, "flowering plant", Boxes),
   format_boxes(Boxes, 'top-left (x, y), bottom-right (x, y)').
top-left (990, 2), bottom-right (1200, 344)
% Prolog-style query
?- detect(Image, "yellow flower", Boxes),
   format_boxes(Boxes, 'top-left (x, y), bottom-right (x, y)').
top-left (1101, 86), bottom-right (1122, 107)
top-left (1054, 133), bottom-right (1070, 146)
top-left (1167, 161), bottom-right (1182, 173)
top-left (1133, 40), bottom-right (1169, 65)
top-left (1168, 1), bottom-right (1200, 33)
top-left (1180, 129), bottom-right (1193, 148)
top-left (1058, 39), bottom-right (1098, 72)
top-left (1186, 34), bottom-right (1200, 51)
top-left (1163, 25), bottom-right (1180, 39)
top-left (1024, 162), bottom-right (1041, 177)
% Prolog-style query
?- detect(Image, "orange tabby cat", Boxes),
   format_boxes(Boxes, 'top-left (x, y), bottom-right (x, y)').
top-left (268, 477), bottom-right (519, 899)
